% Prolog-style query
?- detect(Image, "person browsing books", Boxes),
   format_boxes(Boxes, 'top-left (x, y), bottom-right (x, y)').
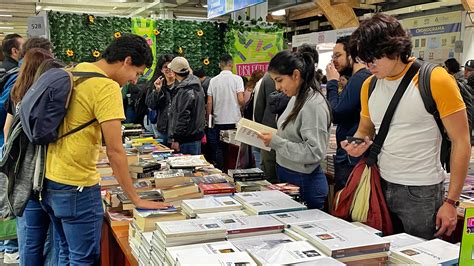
top-left (258, 48), bottom-right (332, 209)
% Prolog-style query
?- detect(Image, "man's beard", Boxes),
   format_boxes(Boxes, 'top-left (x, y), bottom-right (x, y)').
top-left (340, 65), bottom-right (353, 77)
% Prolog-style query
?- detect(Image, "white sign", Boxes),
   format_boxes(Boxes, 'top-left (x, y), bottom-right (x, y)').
top-left (27, 16), bottom-right (46, 37)
top-left (291, 27), bottom-right (356, 48)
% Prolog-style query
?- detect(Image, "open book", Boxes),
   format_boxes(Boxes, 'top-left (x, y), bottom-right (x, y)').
top-left (235, 118), bottom-right (277, 151)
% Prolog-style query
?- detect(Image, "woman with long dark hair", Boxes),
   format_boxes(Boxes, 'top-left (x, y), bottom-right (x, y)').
top-left (258, 48), bottom-right (331, 209)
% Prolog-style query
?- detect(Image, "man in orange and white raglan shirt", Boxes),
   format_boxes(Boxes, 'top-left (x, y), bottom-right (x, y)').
top-left (342, 13), bottom-right (471, 240)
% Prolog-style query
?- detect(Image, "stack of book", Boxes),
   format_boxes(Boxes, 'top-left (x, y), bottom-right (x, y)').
top-left (129, 160), bottom-right (161, 179)
top-left (117, 190), bottom-right (163, 211)
top-left (154, 169), bottom-right (191, 189)
top-left (301, 227), bottom-right (390, 264)
top-left (152, 218), bottom-right (227, 262)
top-left (351, 222), bottom-right (383, 237)
top-left (133, 207), bottom-right (185, 232)
top-left (181, 196), bottom-right (242, 218)
top-left (217, 214), bottom-right (285, 238)
top-left (320, 126), bottom-right (336, 177)
top-left (137, 231), bottom-right (153, 265)
top-left (191, 174), bottom-right (229, 184)
top-left (229, 232), bottom-right (295, 252)
top-left (198, 183), bottom-right (236, 196)
top-left (382, 233), bottom-right (425, 250)
top-left (234, 190), bottom-right (307, 215)
top-left (122, 123), bottom-right (143, 138)
top-left (263, 183), bottom-right (300, 196)
top-left (270, 209), bottom-right (335, 226)
top-left (196, 210), bottom-right (249, 219)
top-left (390, 239), bottom-right (459, 265)
top-left (160, 183), bottom-right (202, 207)
top-left (176, 251), bottom-right (256, 266)
top-left (235, 180), bottom-right (272, 192)
top-left (105, 210), bottom-right (133, 227)
top-left (166, 155), bottom-right (211, 169)
top-left (228, 168), bottom-right (265, 182)
top-left (165, 241), bottom-right (252, 266)
top-left (247, 240), bottom-right (344, 265)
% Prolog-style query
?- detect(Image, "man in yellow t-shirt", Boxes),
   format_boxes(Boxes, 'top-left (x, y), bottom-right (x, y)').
top-left (41, 34), bottom-right (169, 265)
top-left (342, 14), bottom-right (471, 240)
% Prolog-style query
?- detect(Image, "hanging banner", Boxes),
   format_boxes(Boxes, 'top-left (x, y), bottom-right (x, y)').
top-left (231, 30), bottom-right (284, 77)
top-left (401, 11), bottom-right (462, 64)
top-left (208, 0), bottom-right (265, 19)
top-left (131, 18), bottom-right (157, 80)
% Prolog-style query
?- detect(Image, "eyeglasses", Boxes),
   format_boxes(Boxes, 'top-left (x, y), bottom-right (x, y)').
top-left (356, 57), bottom-right (378, 67)
top-left (331, 53), bottom-right (343, 60)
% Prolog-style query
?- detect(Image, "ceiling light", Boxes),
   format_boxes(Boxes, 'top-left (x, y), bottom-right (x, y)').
top-left (36, 5), bottom-right (42, 11)
top-left (0, 14), bottom-right (12, 17)
top-left (203, 4), bottom-right (208, 8)
top-left (271, 9), bottom-right (286, 16)
top-left (0, 26), bottom-right (14, 30)
top-left (113, 6), bottom-right (118, 10)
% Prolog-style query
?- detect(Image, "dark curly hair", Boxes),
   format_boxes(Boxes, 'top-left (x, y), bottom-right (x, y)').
top-left (444, 58), bottom-right (460, 75)
top-left (350, 13), bottom-right (412, 64)
top-left (336, 36), bottom-right (350, 56)
top-left (102, 34), bottom-right (153, 68)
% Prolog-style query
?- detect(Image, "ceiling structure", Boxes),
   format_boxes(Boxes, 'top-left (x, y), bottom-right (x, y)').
top-left (0, 0), bottom-right (468, 42)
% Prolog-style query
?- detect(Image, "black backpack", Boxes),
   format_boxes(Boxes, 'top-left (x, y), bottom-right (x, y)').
top-left (369, 60), bottom-right (473, 172)
top-left (0, 67), bottom-right (19, 95)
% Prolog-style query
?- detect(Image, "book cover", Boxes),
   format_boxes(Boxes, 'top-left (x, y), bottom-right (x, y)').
top-left (271, 209), bottom-right (335, 226)
top-left (249, 240), bottom-right (328, 265)
top-left (156, 218), bottom-right (227, 237)
top-left (175, 252), bottom-right (256, 266)
top-left (198, 183), bottom-right (236, 195)
top-left (393, 239), bottom-right (459, 265)
top-left (161, 183), bottom-right (199, 200)
top-left (191, 174), bottom-right (228, 184)
top-left (218, 215), bottom-right (285, 235)
top-left (229, 233), bottom-right (295, 252)
top-left (292, 219), bottom-right (357, 237)
top-left (235, 118), bottom-right (277, 151)
top-left (243, 197), bottom-right (307, 215)
top-left (382, 233), bottom-right (425, 250)
top-left (196, 210), bottom-right (249, 219)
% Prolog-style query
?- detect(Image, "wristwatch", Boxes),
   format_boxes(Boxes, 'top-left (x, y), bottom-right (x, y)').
top-left (444, 198), bottom-right (460, 207)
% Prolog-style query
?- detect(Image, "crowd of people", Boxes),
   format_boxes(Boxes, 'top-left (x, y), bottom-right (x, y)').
top-left (0, 12), bottom-right (472, 265)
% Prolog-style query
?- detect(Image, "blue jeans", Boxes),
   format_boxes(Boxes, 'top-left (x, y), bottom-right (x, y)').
top-left (277, 164), bottom-right (328, 209)
top-left (40, 180), bottom-right (103, 265)
top-left (0, 239), bottom-right (18, 253)
top-left (251, 147), bottom-right (261, 169)
top-left (124, 106), bottom-right (137, 124)
top-left (155, 131), bottom-right (169, 147)
top-left (17, 197), bottom-right (58, 266)
top-left (180, 140), bottom-right (201, 155)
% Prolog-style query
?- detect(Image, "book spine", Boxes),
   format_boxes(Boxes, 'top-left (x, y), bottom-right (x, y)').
top-left (332, 243), bottom-right (390, 259)
top-left (234, 175), bottom-right (266, 182)
top-left (227, 225), bottom-right (285, 235)
top-left (202, 189), bottom-right (236, 195)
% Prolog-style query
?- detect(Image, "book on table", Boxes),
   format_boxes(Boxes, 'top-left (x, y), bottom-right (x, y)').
top-left (133, 207), bottom-right (185, 232)
top-left (167, 155), bottom-right (211, 169)
top-left (270, 209), bottom-right (335, 226)
top-left (166, 241), bottom-right (241, 265)
top-left (229, 233), bottom-right (295, 252)
top-left (191, 174), bottom-right (229, 184)
top-left (156, 218), bottom-right (227, 238)
top-left (196, 210), bottom-right (249, 219)
top-left (117, 190), bottom-right (163, 211)
top-left (228, 168), bottom-right (265, 182)
top-left (351, 221), bottom-right (383, 236)
top-left (181, 196), bottom-right (242, 218)
top-left (235, 180), bottom-right (272, 192)
top-left (175, 251), bottom-right (257, 266)
top-left (217, 214), bottom-right (285, 237)
top-left (198, 183), bottom-right (236, 195)
top-left (160, 182), bottom-right (200, 200)
top-left (233, 190), bottom-right (291, 203)
top-left (291, 218), bottom-right (357, 237)
top-left (382, 233), bottom-right (425, 250)
top-left (243, 197), bottom-right (307, 215)
top-left (391, 238), bottom-right (459, 266)
top-left (235, 118), bottom-right (277, 151)
top-left (129, 160), bottom-right (161, 173)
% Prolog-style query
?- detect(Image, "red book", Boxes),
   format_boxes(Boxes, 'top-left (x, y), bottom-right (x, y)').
top-left (198, 183), bottom-right (236, 195)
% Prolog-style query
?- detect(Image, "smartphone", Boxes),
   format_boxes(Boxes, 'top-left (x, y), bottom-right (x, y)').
top-left (346, 136), bottom-right (365, 144)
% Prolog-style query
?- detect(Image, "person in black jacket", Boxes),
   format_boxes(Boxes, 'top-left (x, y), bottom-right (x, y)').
top-left (166, 56), bottom-right (205, 155)
top-left (326, 36), bottom-right (371, 192)
top-left (146, 54), bottom-right (175, 144)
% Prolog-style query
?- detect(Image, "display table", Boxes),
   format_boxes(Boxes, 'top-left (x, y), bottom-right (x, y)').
top-left (100, 218), bottom-right (137, 266)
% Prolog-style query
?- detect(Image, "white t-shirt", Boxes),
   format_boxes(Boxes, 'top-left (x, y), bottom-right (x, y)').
top-left (360, 61), bottom-right (465, 186)
top-left (208, 70), bottom-right (244, 125)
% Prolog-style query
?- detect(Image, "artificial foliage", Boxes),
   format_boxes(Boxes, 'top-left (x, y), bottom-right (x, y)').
top-left (48, 11), bottom-right (131, 64)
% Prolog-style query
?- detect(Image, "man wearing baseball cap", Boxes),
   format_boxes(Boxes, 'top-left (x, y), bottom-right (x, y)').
top-left (160, 56), bottom-right (205, 154)
top-left (465, 59), bottom-right (474, 79)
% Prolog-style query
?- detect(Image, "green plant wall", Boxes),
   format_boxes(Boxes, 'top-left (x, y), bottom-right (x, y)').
top-left (48, 11), bottom-right (131, 64)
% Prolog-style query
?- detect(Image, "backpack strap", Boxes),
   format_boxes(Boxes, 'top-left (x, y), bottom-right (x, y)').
top-left (366, 61), bottom-right (422, 166)
top-left (56, 72), bottom-right (108, 141)
top-left (368, 75), bottom-right (378, 99)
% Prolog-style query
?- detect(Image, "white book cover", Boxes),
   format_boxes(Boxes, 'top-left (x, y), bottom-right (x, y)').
top-left (293, 257), bottom-right (346, 265)
top-left (393, 238), bottom-right (459, 265)
top-left (234, 190), bottom-right (291, 203)
top-left (235, 118), bottom-right (277, 151)
top-left (307, 227), bottom-right (390, 258)
top-left (167, 241), bottom-right (240, 262)
top-left (166, 155), bottom-right (210, 168)
top-left (271, 209), bottom-right (336, 226)
top-left (383, 233), bottom-right (425, 250)
top-left (351, 222), bottom-right (383, 236)
top-left (182, 196), bottom-right (242, 213)
top-left (156, 218), bottom-right (226, 237)
top-left (196, 210), bottom-right (249, 219)
top-left (292, 219), bottom-right (356, 237)
top-left (244, 198), bottom-right (307, 215)
top-left (249, 240), bottom-right (327, 265)
top-left (218, 215), bottom-right (284, 235)
top-left (176, 251), bottom-right (257, 266)
top-left (229, 233), bottom-right (295, 252)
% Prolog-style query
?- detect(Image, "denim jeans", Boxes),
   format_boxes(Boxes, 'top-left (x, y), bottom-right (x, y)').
top-left (0, 239), bottom-right (18, 253)
top-left (381, 179), bottom-right (444, 240)
top-left (40, 179), bottom-right (103, 265)
top-left (277, 164), bottom-right (328, 209)
top-left (155, 130), bottom-right (169, 147)
top-left (17, 197), bottom-right (58, 266)
top-left (180, 140), bottom-right (201, 155)
top-left (207, 124), bottom-right (235, 170)
top-left (261, 149), bottom-right (278, 183)
top-left (251, 146), bottom-right (261, 169)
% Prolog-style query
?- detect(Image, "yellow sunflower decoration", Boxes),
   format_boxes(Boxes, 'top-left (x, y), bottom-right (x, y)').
top-left (153, 29), bottom-right (160, 36)
top-left (203, 58), bottom-right (210, 65)
top-left (114, 32), bottom-right (121, 39)
top-left (88, 15), bottom-right (95, 24)
top-left (92, 50), bottom-right (101, 58)
top-left (178, 47), bottom-right (183, 54)
top-left (66, 49), bottom-right (74, 57)
top-left (197, 30), bottom-right (204, 37)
